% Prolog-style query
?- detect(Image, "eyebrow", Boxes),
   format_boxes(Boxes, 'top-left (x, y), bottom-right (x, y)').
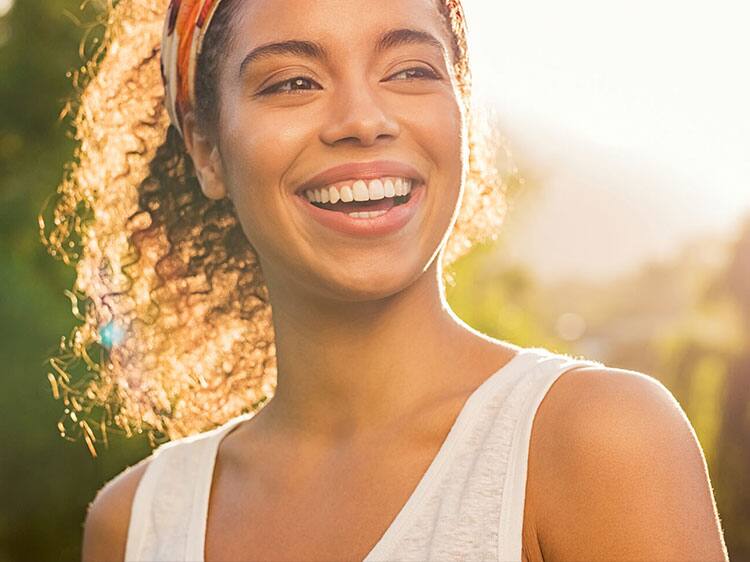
top-left (238, 27), bottom-right (446, 77)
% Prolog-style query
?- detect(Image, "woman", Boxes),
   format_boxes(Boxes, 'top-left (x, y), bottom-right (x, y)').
top-left (62, 0), bottom-right (727, 560)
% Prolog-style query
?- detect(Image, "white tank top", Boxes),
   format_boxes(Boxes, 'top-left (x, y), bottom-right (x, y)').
top-left (123, 346), bottom-right (603, 562)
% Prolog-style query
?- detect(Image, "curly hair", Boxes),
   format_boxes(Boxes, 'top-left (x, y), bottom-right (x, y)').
top-left (39, 0), bottom-right (516, 456)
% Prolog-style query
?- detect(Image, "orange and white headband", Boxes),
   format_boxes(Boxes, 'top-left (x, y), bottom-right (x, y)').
top-left (160, 0), bottom-right (225, 138)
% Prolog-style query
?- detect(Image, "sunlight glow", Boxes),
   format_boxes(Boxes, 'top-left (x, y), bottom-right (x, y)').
top-left (464, 0), bottom-right (750, 281)
top-left (0, 0), bottom-right (13, 19)
top-left (465, 0), bottom-right (749, 224)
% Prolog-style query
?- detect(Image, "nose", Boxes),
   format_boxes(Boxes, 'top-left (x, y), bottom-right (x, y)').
top-left (318, 77), bottom-right (400, 147)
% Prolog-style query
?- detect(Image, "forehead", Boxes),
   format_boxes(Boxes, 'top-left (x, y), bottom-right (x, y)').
top-left (230, 0), bottom-right (450, 56)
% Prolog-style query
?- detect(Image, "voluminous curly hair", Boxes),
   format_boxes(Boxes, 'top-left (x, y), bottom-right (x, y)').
top-left (40, 0), bottom-right (516, 456)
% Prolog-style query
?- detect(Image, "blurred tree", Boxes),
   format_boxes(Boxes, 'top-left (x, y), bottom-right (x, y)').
top-left (0, 2), bottom-right (151, 561)
top-left (709, 216), bottom-right (750, 559)
top-left (652, 214), bottom-right (750, 561)
top-left (445, 240), bottom-right (562, 351)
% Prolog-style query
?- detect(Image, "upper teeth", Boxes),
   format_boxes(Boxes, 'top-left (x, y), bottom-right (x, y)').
top-left (304, 177), bottom-right (413, 204)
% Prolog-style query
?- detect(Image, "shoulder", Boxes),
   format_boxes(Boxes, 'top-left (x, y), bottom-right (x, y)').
top-left (81, 454), bottom-right (153, 562)
top-left (527, 365), bottom-right (728, 562)
top-left (81, 428), bottom-right (229, 561)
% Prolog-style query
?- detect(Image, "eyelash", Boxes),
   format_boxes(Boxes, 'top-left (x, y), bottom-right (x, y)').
top-left (257, 66), bottom-right (441, 96)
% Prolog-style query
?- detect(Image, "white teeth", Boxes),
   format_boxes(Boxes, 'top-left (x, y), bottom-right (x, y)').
top-left (368, 179), bottom-right (385, 200)
top-left (384, 179), bottom-right (395, 198)
top-left (348, 210), bottom-right (388, 219)
top-left (303, 176), bottom-right (416, 204)
top-left (340, 185), bottom-right (354, 202)
top-left (352, 180), bottom-right (369, 202)
top-left (398, 179), bottom-right (412, 195)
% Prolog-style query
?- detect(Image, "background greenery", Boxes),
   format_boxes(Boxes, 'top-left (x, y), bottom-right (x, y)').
top-left (1, 1), bottom-right (747, 560)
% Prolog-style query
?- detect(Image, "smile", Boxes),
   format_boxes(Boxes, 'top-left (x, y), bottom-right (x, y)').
top-left (303, 176), bottom-right (414, 218)
top-left (294, 178), bottom-right (425, 238)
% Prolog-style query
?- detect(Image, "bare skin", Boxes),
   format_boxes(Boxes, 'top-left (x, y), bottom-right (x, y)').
top-left (81, 363), bottom-right (729, 562)
top-left (81, 0), bottom-right (729, 560)
top-left (203, 339), bottom-right (519, 562)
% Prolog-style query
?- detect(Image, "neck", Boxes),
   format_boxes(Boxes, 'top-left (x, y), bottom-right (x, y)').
top-left (255, 255), bottom-right (500, 443)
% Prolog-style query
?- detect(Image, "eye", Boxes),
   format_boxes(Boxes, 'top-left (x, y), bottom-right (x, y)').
top-left (256, 66), bottom-right (441, 97)
top-left (257, 76), bottom-right (322, 96)
top-left (388, 66), bottom-right (441, 81)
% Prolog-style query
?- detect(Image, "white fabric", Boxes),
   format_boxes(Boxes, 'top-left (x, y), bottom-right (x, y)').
top-left (124, 346), bottom-right (603, 562)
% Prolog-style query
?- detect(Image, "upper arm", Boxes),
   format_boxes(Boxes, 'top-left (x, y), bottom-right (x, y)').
top-left (533, 366), bottom-right (729, 562)
top-left (81, 456), bottom-right (152, 562)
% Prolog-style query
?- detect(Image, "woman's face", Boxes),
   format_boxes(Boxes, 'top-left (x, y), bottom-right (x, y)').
top-left (204, 0), bottom-right (466, 301)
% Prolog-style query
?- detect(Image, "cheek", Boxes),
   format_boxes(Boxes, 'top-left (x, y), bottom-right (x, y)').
top-left (413, 93), bottom-right (466, 232)
top-left (221, 109), bottom-right (308, 193)
top-left (218, 107), bottom-right (317, 235)
top-left (409, 92), bottom-right (462, 156)
top-left (407, 93), bottom-right (464, 194)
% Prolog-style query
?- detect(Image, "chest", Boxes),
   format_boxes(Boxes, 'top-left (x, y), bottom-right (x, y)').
top-left (201, 382), bottom-right (556, 562)
top-left (204, 441), bottom-right (443, 562)
top-left (204, 448), bottom-right (546, 562)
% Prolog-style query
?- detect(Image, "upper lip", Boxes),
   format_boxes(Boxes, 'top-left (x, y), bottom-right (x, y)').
top-left (296, 160), bottom-right (425, 195)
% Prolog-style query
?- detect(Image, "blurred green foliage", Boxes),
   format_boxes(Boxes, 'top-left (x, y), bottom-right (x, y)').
top-left (0, 2), bottom-right (151, 561)
top-left (1, 1), bottom-right (747, 561)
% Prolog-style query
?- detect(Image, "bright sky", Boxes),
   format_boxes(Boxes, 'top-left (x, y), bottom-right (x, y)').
top-left (462, 0), bottom-right (750, 281)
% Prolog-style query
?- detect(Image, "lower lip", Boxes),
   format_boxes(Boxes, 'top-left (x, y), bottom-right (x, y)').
top-left (293, 183), bottom-right (426, 238)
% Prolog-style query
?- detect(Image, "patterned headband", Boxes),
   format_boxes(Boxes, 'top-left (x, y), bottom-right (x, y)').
top-left (160, 0), bottom-right (224, 138)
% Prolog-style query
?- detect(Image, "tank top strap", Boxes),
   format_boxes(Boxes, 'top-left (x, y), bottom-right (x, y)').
top-left (497, 349), bottom-right (605, 561)
top-left (123, 445), bottom-right (166, 562)
top-left (185, 413), bottom-right (253, 560)
top-left (124, 417), bottom-right (247, 562)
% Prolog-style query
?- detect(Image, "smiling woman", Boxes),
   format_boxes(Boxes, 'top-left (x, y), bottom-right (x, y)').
top-left (41, 0), bottom-right (503, 458)
top-left (40, 1), bottom-right (728, 561)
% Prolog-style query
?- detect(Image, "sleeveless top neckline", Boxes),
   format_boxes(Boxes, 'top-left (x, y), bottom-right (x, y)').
top-left (190, 345), bottom-right (529, 561)
top-left (124, 346), bottom-right (605, 562)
